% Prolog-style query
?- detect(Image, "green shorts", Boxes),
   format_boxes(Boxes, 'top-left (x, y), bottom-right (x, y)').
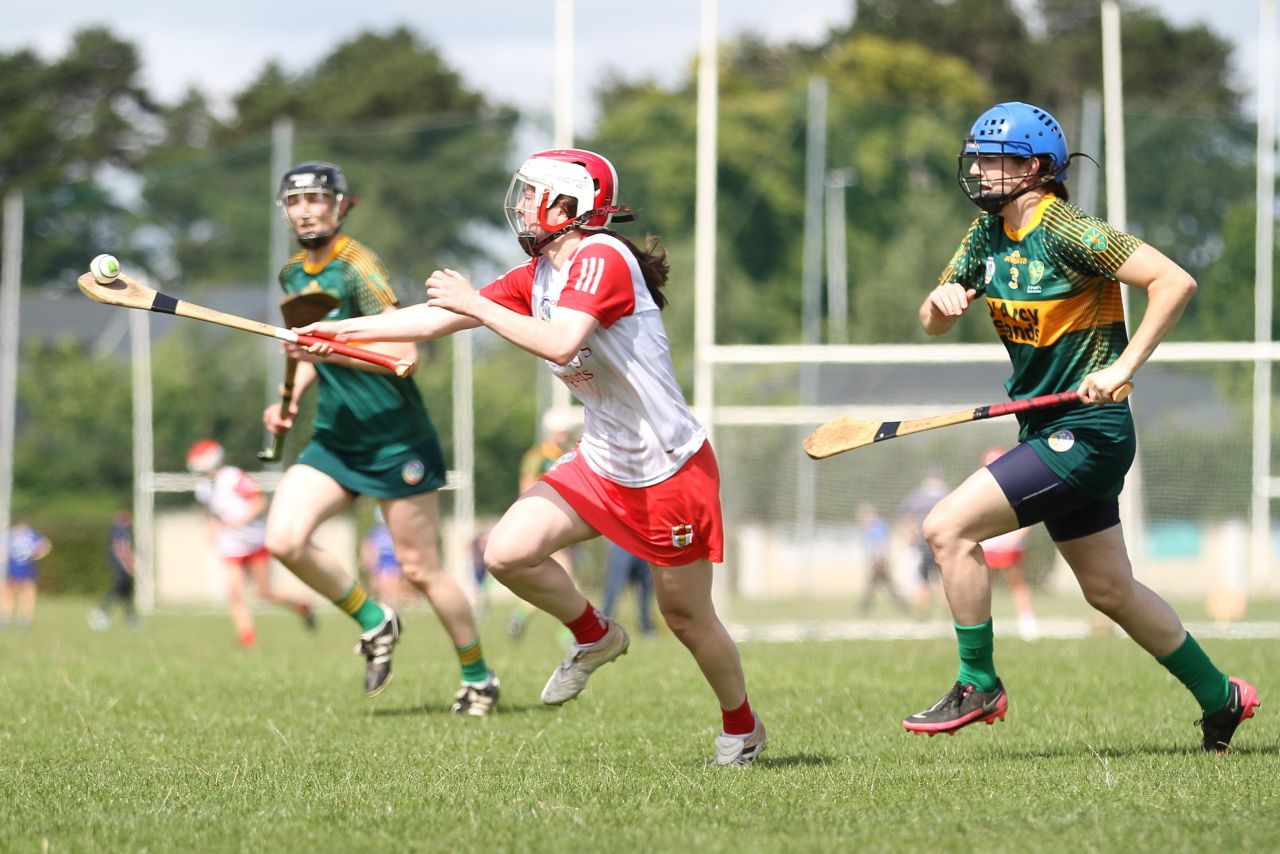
top-left (295, 438), bottom-right (447, 499)
top-left (1025, 425), bottom-right (1135, 502)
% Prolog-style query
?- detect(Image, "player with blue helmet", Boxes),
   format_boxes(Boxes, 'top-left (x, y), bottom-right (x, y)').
top-left (903, 102), bottom-right (1259, 753)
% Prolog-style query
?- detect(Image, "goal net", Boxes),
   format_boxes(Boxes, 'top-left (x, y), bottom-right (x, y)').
top-left (708, 342), bottom-right (1280, 625)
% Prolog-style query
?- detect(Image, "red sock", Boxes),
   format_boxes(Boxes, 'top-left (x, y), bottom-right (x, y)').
top-left (722, 697), bottom-right (755, 736)
top-left (564, 602), bottom-right (607, 646)
top-left (238, 627), bottom-right (257, 649)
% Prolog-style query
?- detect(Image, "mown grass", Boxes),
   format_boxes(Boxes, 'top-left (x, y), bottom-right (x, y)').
top-left (0, 599), bottom-right (1275, 852)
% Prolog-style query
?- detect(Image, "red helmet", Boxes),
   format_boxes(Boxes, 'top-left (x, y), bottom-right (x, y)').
top-left (186, 439), bottom-right (225, 474)
top-left (504, 148), bottom-right (631, 256)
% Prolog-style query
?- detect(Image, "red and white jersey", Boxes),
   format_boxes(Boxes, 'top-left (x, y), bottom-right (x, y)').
top-left (194, 466), bottom-right (267, 558)
top-left (481, 233), bottom-right (706, 487)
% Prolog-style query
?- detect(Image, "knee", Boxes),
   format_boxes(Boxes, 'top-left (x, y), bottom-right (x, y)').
top-left (265, 523), bottom-right (307, 566)
top-left (482, 536), bottom-right (535, 580)
top-left (656, 598), bottom-right (705, 641)
top-left (921, 508), bottom-right (963, 559)
top-left (1080, 575), bottom-right (1132, 614)
top-left (394, 547), bottom-right (441, 587)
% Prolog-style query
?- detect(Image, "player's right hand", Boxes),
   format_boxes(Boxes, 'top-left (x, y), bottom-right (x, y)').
top-left (263, 402), bottom-right (295, 433)
top-left (295, 320), bottom-right (347, 341)
top-left (927, 282), bottom-right (978, 318)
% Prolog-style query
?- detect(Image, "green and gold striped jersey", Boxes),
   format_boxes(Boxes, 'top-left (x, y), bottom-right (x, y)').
top-left (938, 195), bottom-right (1139, 459)
top-left (279, 235), bottom-right (439, 461)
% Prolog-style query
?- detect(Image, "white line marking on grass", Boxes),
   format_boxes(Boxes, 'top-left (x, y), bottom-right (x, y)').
top-left (727, 620), bottom-right (1280, 642)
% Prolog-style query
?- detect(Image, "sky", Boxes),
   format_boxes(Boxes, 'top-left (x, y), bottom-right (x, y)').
top-left (1, 0), bottom-right (1272, 141)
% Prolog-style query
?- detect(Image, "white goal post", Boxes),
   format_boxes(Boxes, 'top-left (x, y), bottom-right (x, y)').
top-left (703, 341), bottom-right (1280, 604)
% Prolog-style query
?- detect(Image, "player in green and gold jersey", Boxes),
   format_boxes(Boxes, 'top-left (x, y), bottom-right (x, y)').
top-left (900, 103), bottom-right (1258, 752)
top-left (262, 162), bottom-right (499, 715)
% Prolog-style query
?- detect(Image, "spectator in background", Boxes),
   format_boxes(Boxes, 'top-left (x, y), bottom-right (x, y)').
top-left (977, 448), bottom-right (1040, 641)
top-left (856, 503), bottom-right (908, 617)
top-left (896, 468), bottom-right (949, 620)
top-left (88, 508), bottom-right (142, 631)
top-left (507, 405), bottom-right (579, 642)
top-left (469, 528), bottom-right (492, 619)
top-left (2, 520), bottom-right (51, 629)
top-left (361, 506), bottom-right (407, 610)
top-left (601, 541), bottom-right (656, 637)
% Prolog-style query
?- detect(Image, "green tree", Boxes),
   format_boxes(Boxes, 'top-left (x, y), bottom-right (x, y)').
top-left (0, 28), bottom-right (157, 288)
top-left (137, 27), bottom-right (518, 290)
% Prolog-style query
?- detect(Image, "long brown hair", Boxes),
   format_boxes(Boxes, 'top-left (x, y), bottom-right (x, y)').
top-left (554, 192), bottom-right (670, 310)
top-left (603, 229), bottom-right (669, 310)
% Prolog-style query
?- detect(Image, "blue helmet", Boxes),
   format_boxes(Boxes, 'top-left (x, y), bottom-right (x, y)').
top-left (958, 102), bottom-right (1070, 214)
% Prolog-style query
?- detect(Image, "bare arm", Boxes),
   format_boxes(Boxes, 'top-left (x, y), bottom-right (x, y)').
top-left (298, 302), bottom-right (481, 343)
top-left (426, 268), bottom-right (596, 364)
top-left (1076, 244), bottom-right (1197, 404)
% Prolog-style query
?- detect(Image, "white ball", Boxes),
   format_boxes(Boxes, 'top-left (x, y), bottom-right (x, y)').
top-left (90, 253), bottom-right (120, 284)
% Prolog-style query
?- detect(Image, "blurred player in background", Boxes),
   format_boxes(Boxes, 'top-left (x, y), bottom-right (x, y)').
top-left (904, 101), bottom-right (1258, 752)
top-left (507, 405), bottom-right (578, 641)
top-left (601, 541), bottom-right (656, 637)
top-left (88, 507), bottom-right (141, 631)
top-left (977, 448), bottom-right (1040, 641)
top-left (896, 468), bottom-right (948, 619)
top-left (300, 148), bottom-right (766, 765)
top-left (263, 161), bottom-right (499, 715)
top-left (855, 503), bottom-right (907, 617)
top-left (187, 439), bottom-right (316, 649)
top-left (2, 519), bottom-right (50, 629)
top-left (360, 506), bottom-right (406, 610)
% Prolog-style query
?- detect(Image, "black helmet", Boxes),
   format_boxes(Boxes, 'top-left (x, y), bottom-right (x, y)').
top-left (277, 161), bottom-right (353, 248)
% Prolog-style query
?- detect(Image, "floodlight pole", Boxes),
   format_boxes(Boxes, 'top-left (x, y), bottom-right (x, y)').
top-left (0, 191), bottom-right (23, 572)
top-left (1251, 0), bottom-right (1277, 590)
top-left (693, 0), bottom-right (718, 434)
top-left (1101, 0), bottom-right (1146, 574)
top-left (263, 117), bottom-right (293, 464)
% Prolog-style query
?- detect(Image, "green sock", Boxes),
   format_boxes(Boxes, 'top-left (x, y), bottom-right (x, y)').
top-left (955, 620), bottom-right (998, 692)
top-left (334, 582), bottom-right (386, 633)
top-left (457, 640), bottom-right (490, 684)
top-left (1157, 633), bottom-right (1230, 714)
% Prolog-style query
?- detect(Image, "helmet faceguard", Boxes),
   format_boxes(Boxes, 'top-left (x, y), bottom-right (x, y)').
top-left (504, 149), bottom-right (633, 257)
top-left (186, 439), bottom-right (225, 474)
top-left (277, 162), bottom-right (354, 249)
top-left (957, 102), bottom-right (1070, 215)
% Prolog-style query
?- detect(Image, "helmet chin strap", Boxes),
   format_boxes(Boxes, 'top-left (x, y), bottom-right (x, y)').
top-left (970, 156), bottom-right (1079, 215)
top-left (517, 204), bottom-right (634, 257)
top-left (295, 229), bottom-right (338, 249)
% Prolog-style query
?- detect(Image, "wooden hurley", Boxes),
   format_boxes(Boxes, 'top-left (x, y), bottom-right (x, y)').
top-left (802, 382), bottom-right (1133, 460)
top-left (258, 291), bottom-right (342, 461)
top-left (76, 271), bottom-right (413, 378)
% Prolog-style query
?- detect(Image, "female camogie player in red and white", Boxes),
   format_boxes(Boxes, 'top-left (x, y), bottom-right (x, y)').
top-left (299, 149), bottom-right (765, 766)
top-left (187, 440), bottom-right (316, 648)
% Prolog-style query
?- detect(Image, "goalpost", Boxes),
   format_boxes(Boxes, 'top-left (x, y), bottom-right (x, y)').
top-left (703, 343), bottom-right (1280, 610)
top-left (690, 0), bottom-right (1279, 620)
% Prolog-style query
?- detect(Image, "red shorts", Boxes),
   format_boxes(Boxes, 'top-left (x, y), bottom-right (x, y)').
top-left (223, 547), bottom-right (270, 567)
top-left (542, 441), bottom-right (724, 566)
top-left (983, 548), bottom-right (1025, 570)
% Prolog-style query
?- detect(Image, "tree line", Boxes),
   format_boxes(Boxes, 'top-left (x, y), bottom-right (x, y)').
top-left (1, 1), bottom-right (1268, 588)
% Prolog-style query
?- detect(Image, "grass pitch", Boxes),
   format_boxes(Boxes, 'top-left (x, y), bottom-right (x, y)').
top-left (1, 599), bottom-right (1276, 852)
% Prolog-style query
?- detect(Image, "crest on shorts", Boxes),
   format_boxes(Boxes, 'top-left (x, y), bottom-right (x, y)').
top-left (1047, 430), bottom-right (1075, 453)
top-left (401, 459), bottom-right (425, 485)
top-left (549, 450), bottom-right (576, 471)
top-left (671, 524), bottom-right (694, 549)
